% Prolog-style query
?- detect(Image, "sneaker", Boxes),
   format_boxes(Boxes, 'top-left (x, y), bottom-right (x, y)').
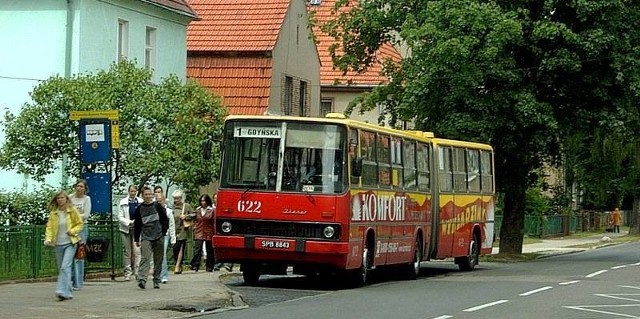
top-left (153, 282), bottom-right (160, 289)
top-left (124, 276), bottom-right (131, 282)
top-left (56, 294), bottom-right (72, 301)
top-left (161, 279), bottom-right (168, 284)
top-left (138, 281), bottom-right (146, 289)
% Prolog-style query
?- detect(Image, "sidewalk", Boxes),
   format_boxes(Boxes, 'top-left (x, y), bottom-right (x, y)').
top-left (0, 232), bottom-right (631, 319)
top-left (492, 231), bottom-right (629, 255)
top-left (0, 269), bottom-right (245, 319)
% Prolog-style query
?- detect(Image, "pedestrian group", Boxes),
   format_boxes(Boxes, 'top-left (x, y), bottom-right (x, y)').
top-left (45, 182), bottom-right (226, 301)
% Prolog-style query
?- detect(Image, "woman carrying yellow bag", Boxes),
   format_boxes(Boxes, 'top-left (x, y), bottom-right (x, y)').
top-left (43, 190), bottom-right (84, 301)
top-left (171, 189), bottom-right (194, 274)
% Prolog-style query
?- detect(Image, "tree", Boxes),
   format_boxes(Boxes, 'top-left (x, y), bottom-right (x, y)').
top-left (325, 0), bottom-right (640, 252)
top-left (0, 61), bottom-right (226, 201)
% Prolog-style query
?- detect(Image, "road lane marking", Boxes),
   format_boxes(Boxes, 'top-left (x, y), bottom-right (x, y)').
top-left (585, 270), bottom-right (608, 278)
top-left (520, 286), bottom-right (553, 296)
top-left (430, 316), bottom-right (453, 319)
top-left (595, 293), bottom-right (640, 303)
top-left (612, 265), bottom-right (629, 269)
top-left (559, 280), bottom-right (581, 286)
top-left (620, 286), bottom-right (640, 290)
top-left (463, 300), bottom-right (509, 312)
top-left (564, 305), bottom-right (640, 318)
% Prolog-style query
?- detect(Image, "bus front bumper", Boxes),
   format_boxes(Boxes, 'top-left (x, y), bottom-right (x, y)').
top-left (212, 235), bottom-right (350, 267)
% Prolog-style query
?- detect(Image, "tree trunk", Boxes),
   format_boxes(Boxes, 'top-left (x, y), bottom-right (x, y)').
top-left (630, 196), bottom-right (640, 235)
top-left (632, 143), bottom-right (640, 235)
top-left (499, 186), bottom-right (526, 254)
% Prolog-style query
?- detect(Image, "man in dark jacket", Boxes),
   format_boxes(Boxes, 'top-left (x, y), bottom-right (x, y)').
top-left (134, 186), bottom-right (169, 289)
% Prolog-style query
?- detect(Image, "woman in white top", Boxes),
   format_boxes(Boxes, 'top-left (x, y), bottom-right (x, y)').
top-left (70, 179), bottom-right (91, 290)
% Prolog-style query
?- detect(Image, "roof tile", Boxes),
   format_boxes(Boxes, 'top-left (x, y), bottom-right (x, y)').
top-left (309, 0), bottom-right (402, 86)
top-left (187, 56), bottom-right (272, 115)
top-left (187, 0), bottom-right (290, 52)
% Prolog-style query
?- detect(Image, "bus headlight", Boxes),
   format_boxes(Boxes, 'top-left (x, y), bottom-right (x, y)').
top-left (323, 226), bottom-right (335, 239)
top-left (221, 221), bottom-right (232, 233)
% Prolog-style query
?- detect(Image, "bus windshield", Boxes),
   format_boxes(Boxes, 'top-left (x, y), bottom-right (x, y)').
top-left (220, 121), bottom-right (347, 194)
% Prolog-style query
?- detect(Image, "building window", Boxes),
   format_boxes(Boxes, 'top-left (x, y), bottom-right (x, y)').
top-left (145, 26), bottom-right (156, 71)
top-left (320, 99), bottom-right (333, 116)
top-left (117, 19), bottom-right (129, 61)
top-left (299, 81), bottom-right (307, 116)
top-left (284, 76), bottom-right (293, 115)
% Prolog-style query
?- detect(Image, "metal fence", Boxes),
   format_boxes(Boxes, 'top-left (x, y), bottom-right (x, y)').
top-left (0, 222), bottom-right (195, 281)
top-left (494, 210), bottom-right (631, 239)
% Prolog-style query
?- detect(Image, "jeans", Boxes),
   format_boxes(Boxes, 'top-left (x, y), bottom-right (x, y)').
top-left (160, 235), bottom-right (170, 281)
top-left (72, 224), bottom-right (88, 289)
top-left (55, 243), bottom-right (76, 298)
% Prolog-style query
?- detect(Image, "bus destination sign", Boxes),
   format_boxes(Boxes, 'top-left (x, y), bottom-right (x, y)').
top-left (234, 126), bottom-right (281, 139)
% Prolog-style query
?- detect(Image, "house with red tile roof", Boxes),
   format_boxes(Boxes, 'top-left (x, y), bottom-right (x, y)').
top-left (186, 0), bottom-right (321, 116)
top-left (309, 0), bottom-right (403, 124)
top-left (0, 0), bottom-right (198, 192)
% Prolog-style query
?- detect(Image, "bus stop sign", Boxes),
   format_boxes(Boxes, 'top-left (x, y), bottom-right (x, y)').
top-left (80, 120), bottom-right (111, 163)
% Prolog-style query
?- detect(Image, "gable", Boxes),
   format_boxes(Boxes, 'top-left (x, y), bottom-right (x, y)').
top-left (187, 0), bottom-right (290, 52)
top-left (309, 0), bottom-right (402, 86)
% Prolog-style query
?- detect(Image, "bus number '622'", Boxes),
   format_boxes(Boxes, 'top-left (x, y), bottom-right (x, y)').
top-left (237, 200), bottom-right (262, 213)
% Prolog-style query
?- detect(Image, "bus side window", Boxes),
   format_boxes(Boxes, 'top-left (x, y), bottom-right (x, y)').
top-left (467, 149), bottom-right (481, 193)
top-left (391, 137), bottom-right (403, 187)
top-left (349, 129), bottom-right (361, 180)
top-left (360, 130), bottom-right (378, 186)
top-left (403, 141), bottom-right (417, 189)
top-left (378, 134), bottom-right (391, 187)
top-left (480, 150), bottom-right (494, 193)
top-left (453, 147), bottom-right (467, 192)
top-left (417, 143), bottom-right (430, 192)
top-left (439, 146), bottom-right (453, 192)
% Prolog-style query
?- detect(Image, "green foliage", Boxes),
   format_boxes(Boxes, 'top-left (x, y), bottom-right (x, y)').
top-left (524, 187), bottom-right (550, 217)
top-left (0, 61), bottom-right (226, 197)
top-left (0, 188), bottom-right (56, 225)
top-left (325, 0), bottom-right (640, 252)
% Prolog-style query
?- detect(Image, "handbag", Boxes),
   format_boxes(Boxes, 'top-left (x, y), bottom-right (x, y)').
top-left (74, 243), bottom-right (86, 259)
top-left (181, 205), bottom-right (192, 229)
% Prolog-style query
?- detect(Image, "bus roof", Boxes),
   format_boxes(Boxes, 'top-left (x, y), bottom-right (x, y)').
top-left (224, 114), bottom-right (492, 150)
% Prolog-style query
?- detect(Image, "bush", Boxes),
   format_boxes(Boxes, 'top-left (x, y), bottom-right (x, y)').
top-left (0, 188), bottom-right (56, 225)
top-left (525, 187), bottom-right (551, 216)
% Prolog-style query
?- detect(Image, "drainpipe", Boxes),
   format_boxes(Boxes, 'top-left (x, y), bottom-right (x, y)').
top-left (62, 0), bottom-right (75, 187)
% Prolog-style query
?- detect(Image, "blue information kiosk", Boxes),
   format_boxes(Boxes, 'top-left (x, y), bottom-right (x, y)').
top-left (70, 110), bottom-right (120, 280)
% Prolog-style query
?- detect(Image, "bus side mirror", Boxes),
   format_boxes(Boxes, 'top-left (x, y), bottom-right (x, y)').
top-left (351, 157), bottom-right (363, 177)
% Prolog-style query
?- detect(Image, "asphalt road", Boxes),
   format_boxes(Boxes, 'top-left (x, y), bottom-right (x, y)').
top-left (209, 242), bottom-right (640, 319)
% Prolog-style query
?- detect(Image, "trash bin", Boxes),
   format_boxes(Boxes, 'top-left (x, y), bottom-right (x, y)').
top-left (86, 236), bottom-right (110, 262)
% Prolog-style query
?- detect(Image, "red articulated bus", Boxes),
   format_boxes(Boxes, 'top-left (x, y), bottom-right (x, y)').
top-left (213, 114), bottom-right (495, 286)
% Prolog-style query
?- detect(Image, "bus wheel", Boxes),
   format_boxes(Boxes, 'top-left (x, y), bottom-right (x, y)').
top-left (456, 233), bottom-right (479, 271)
top-left (350, 245), bottom-right (373, 287)
top-left (242, 263), bottom-right (261, 286)
top-left (405, 238), bottom-right (422, 280)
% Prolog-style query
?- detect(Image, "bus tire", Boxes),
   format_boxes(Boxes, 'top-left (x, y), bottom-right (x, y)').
top-left (456, 232), bottom-right (480, 271)
top-left (350, 237), bottom-right (374, 287)
top-left (405, 237), bottom-right (422, 280)
top-left (242, 263), bottom-right (261, 286)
